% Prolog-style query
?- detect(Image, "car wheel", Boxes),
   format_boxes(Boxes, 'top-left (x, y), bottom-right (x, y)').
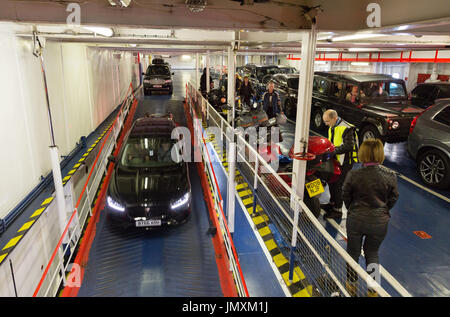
top-left (311, 107), bottom-right (325, 130)
top-left (418, 149), bottom-right (450, 189)
top-left (359, 125), bottom-right (381, 144)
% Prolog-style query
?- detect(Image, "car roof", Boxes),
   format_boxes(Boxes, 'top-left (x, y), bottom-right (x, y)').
top-left (417, 82), bottom-right (450, 87)
top-left (130, 117), bottom-right (175, 137)
top-left (315, 71), bottom-right (398, 83)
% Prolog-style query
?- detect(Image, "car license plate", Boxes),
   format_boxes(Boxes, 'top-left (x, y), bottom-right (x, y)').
top-left (136, 219), bottom-right (161, 227)
top-left (305, 179), bottom-right (324, 198)
top-left (153, 85), bottom-right (162, 88)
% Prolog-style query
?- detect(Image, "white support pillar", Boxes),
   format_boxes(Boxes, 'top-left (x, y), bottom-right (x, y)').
top-left (206, 50), bottom-right (210, 94)
top-left (196, 52), bottom-right (200, 90)
top-left (49, 146), bottom-right (68, 244)
top-left (227, 142), bottom-right (236, 234)
top-left (227, 45), bottom-right (235, 125)
top-left (289, 28), bottom-right (317, 282)
top-left (291, 28), bottom-right (317, 201)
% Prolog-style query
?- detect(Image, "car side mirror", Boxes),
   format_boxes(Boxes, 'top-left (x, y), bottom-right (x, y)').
top-left (108, 155), bottom-right (116, 163)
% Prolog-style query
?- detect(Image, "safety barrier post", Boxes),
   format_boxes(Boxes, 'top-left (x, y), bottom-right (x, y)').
top-left (252, 158), bottom-right (259, 222)
top-left (227, 142), bottom-right (236, 234)
top-left (288, 201), bottom-right (300, 283)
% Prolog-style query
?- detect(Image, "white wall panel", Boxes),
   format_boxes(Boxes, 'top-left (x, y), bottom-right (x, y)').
top-left (0, 27), bottom-right (137, 219)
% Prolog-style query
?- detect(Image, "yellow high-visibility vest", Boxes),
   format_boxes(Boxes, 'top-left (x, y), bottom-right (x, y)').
top-left (328, 119), bottom-right (358, 165)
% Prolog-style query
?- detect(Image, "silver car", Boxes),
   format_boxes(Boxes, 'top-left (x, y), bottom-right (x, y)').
top-left (407, 98), bottom-right (450, 189)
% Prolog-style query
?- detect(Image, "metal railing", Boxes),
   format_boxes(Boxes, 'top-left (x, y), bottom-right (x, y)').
top-left (32, 83), bottom-right (136, 297)
top-left (187, 80), bottom-right (410, 297)
top-left (186, 84), bottom-right (249, 297)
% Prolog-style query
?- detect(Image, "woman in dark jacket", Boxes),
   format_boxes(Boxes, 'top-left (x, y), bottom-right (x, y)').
top-left (342, 138), bottom-right (399, 297)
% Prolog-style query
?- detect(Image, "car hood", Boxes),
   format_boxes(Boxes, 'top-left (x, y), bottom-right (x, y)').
top-left (363, 100), bottom-right (423, 117)
top-left (109, 164), bottom-right (188, 205)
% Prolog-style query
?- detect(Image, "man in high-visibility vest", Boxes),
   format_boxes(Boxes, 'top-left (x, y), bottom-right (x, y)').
top-left (322, 109), bottom-right (359, 219)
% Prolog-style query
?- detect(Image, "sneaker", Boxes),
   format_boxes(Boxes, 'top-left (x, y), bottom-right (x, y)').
top-left (345, 280), bottom-right (357, 297)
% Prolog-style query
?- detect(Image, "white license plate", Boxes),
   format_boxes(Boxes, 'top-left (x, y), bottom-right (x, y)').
top-left (136, 219), bottom-right (161, 227)
top-left (153, 85), bottom-right (162, 88)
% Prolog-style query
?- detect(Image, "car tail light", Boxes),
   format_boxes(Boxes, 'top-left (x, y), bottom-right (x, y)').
top-left (409, 106), bottom-right (432, 134)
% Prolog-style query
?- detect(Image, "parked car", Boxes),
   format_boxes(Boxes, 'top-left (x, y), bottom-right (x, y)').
top-left (241, 64), bottom-right (281, 82)
top-left (270, 73), bottom-right (300, 120)
top-left (143, 63), bottom-right (174, 95)
top-left (310, 71), bottom-right (423, 143)
top-left (410, 82), bottom-right (450, 109)
top-left (278, 66), bottom-right (298, 74)
top-left (106, 115), bottom-right (192, 228)
top-left (407, 99), bottom-right (450, 189)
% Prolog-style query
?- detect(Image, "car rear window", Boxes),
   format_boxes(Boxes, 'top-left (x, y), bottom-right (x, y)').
top-left (146, 65), bottom-right (170, 76)
top-left (433, 106), bottom-right (450, 127)
top-left (437, 85), bottom-right (450, 98)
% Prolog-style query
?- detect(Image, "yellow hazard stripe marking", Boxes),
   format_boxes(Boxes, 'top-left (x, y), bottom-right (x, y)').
top-left (0, 253), bottom-right (7, 264)
top-left (3, 236), bottom-right (23, 250)
top-left (273, 253), bottom-right (289, 267)
top-left (258, 226), bottom-right (271, 237)
top-left (18, 220), bottom-right (35, 232)
top-left (294, 285), bottom-right (313, 297)
top-left (78, 158), bottom-right (85, 163)
top-left (82, 153), bottom-right (89, 157)
top-left (236, 183), bottom-right (248, 190)
top-left (242, 198), bottom-right (253, 206)
top-left (41, 197), bottom-right (54, 206)
top-left (252, 216), bottom-right (265, 226)
top-left (238, 189), bottom-right (253, 198)
top-left (30, 207), bottom-right (45, 218)
top-left (63, 175), bottom-right (71, 181)
top-left (74, 163), bottom-right (81, 168)
top-left (264, 239), bottom-right (278, 251)
top-left (68, 169), bottom-right (76, 175)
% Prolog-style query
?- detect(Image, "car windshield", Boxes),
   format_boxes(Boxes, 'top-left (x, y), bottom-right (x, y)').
top-left (281, 67), bottom-right (296, 74)
top-left (256, 67), bottom-right (279, 78)
top-left (359, 81), bottom-right (407, 100)
top-left (120, 136), bottom-right (181, 168)
top-left (287, 78), bottom-right (299, 89)
top-left (146, 65), bottom-right (170, 76)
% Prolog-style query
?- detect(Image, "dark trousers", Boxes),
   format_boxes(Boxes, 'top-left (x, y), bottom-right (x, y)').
top-left (328, 164), bottom-right (352, 210)
top-left (345, 217), bottom-right (388, 282)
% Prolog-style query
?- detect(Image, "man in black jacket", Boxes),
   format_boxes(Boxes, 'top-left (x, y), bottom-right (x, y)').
top-left (200, 68), bottom-right (212, 95)
top-left (238, 76), bottom-right (255, 106)
top-left (322, 109), bottom-right (358, 219)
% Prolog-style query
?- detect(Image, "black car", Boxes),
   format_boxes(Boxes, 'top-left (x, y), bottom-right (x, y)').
top-left (143, 63), bottom-right (174, 96)
top-left (270, 73), bottom-right (299, 120)
top-left (410, 82), bottom-right (450, 109)
top-left (106, 116), bottom-right (191, 228)
top-left (241, 64), bottom-right (281, 82)
top-left (311, 71), bottom-right (423, 143)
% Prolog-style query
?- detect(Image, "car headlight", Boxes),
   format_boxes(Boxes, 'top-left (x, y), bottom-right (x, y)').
top-left (170, 192), bottom-right (190, 210)
top-left (107, 196), bottom-right (125, 212)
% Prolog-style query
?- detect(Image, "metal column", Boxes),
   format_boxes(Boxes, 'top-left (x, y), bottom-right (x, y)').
top-left (196, 52), bottom-right (200, 90)
top-left (227, 142), bottom-right (236, 234)
top-left (206, 50), bottom-right (210, 94)
top-left (289, 28), bottom-right (318, 282)
top-left (227, 46), bottom-right (235, 126)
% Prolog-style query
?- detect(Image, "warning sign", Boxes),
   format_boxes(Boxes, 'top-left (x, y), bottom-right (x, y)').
top-left (305, 179), bottom-right (324, 198)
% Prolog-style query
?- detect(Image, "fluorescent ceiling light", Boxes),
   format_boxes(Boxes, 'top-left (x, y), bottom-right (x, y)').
top-left (351, 62), bottom-right (369, 66)
top-left (83, 26), bottom-right (113, 37)
top-left (332, 33), bottom-right (385, 42)
top-left (181, 55), bottom-right (191, 60)
top-left (315, 61), bottom-right (327, 65)
top-left (129, 44), bottom-right (137, 47)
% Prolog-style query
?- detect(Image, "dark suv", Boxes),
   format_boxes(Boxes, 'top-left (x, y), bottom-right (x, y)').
top-left (311, 71), bottom-right (423, 143)
top-left (143, 62), bottom-right (174, 96)
top-left (270, 73), bottom-right (299, 120)
top-left (241, 64), bottom-right (281, 82)
top-left (410, 82), bottom-right (450, 109)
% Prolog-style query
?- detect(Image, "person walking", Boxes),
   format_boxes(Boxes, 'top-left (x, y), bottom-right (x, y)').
top-left (262, 81), bottom-right (283, 119)
top-left (239, 76), bottom-right (255, 106)
top-left (322, 109), bottom-right (358, 219)
top-left (342, 139), bottom-right (399, 297)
